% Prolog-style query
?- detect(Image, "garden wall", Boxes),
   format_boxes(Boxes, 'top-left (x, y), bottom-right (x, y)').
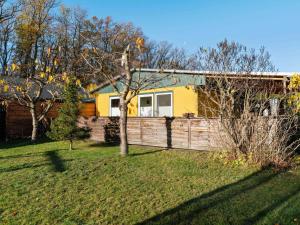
top-left (78, 117), bottom-right (225, 150)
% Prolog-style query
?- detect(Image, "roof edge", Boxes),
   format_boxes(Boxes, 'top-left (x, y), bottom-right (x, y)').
top-left (134, 68), bottom-right (296, 77)
top-left (90, 75), bottom-right (123, 94)
top-left (90, 68), bottom-right (297, 94)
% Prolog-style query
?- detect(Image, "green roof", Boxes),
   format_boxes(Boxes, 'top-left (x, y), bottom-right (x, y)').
top-left (96, 71), bottom-right (206, 94)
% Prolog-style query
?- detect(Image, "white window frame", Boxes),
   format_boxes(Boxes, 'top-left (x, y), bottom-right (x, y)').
top-left (109, 96), bottom-right (120, 117)
top-left (138, 94), bottom-right (154, 117)
top-left (155, 92), bottom-right (173, 117)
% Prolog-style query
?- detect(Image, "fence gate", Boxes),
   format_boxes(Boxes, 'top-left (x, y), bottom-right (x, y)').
top-left (0, 105), bottom-right (6, 141)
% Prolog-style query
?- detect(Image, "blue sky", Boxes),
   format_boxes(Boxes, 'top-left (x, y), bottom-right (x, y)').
top-left (62, 0), bottom-right (300, 72)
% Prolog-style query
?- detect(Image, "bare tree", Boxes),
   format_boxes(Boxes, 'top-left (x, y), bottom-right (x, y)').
top-left (0, 0), bottom-right (18, 75)
top-left (0, 16), bottom-right (15, 75)
top-left (54, 5), bottom-right (90, 83)
top-left (84, 37), bottom-right (170, 156)
top-left (81, 17), bottom-right (196, 155)
top-left (194, 40), bottom-right (298, 167)
top-left (0, 0), bottom-right (18, 24)
top-left (82, 16), bottom-right (144, 84)
top-left (142, 41), bottom-right (192, 69)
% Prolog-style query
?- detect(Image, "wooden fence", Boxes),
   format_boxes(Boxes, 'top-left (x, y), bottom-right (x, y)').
top-left (78, 117), bottom-right (225, 150)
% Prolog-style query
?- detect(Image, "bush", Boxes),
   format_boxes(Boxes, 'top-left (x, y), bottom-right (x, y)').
top-left (47, 76), bottom-right (90, 150)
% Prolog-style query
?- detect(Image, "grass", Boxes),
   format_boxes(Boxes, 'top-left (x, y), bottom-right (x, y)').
top-left (0, 140), bottom-right (300, 225)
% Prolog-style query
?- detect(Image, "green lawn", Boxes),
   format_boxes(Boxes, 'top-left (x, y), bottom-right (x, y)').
top-left (0, 140), bottom-right (300, 225)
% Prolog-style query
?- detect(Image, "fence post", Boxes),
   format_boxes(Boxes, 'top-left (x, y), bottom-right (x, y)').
top-left (140, 118), bottom-right (143, 145)
top-left (188, 118), bottom-right (191, 149)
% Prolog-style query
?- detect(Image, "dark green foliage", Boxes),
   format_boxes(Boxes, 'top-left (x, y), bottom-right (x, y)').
top-left (47, 77), bottom-right (90, 149)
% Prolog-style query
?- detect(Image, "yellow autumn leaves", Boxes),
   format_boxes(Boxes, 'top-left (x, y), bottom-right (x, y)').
top-left (48, 75), bottom-right (54, 83)
top-left (62, 72), bottom-right (81, 86)
top-left (3, 85), bottom-right (9, 92)
top-left (40, 72), bottom-right (46, 78)
top-left (39, 69), bottom-right (54, 84)
top-left (46, 66), bottom-right (51, 73)
top-left (2, 63), bottom-right (20, 72)
top-left (0, 79), bottom-right (9, 92)
top-left (289, 74), bottom-right (300, 90)
top-left (76, 79), bottom-right (81, 86)
top-left (11, 63), bottom-right (19, 72)
top-left (288, 73), bottom-right (300, 112)
top-left (0, 79), bottom-right (22, 93)
top-left (0, 44), bottom-right (83, 94)
top-left (136, 37), bottom-right (145, 51)
top-left (47, 47), bottom-right (51, 56)
top-left (0, 75), bottom-right (81, 95)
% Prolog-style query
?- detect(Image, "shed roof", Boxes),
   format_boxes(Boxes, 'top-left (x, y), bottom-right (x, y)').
top-left (0, 76), bottom-right (93, 102)
top-left (0, 76), bottom-right (63, 100)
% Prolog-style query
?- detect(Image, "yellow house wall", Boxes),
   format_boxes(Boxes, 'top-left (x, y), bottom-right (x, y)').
top-left (95, 85), bottom-right (199, 117)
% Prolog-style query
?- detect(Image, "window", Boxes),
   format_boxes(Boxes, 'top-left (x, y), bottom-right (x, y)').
top-left (137, 92), bottom-right (173, 117)
top-left (110, 97), bottom-right (120, 116)
top-left (155, 93), bottom-right (173, 117)
top-left (138, 94), bottom-right (153, 117)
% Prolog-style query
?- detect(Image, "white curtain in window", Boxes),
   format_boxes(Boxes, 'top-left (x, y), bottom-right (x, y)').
top-left (156, 94), bottom-right (172, 117)
top-left (139, 96), bottom-right (153, 117)
top-left (110, 98), bottom-right (120, 116)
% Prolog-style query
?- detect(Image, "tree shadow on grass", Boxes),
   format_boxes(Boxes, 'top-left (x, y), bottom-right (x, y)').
top-left (0, 152), bottom-right (44, 161)
top-left (0, 159), bottom-right (73, 173)
top-left (0, 149), bottom-right (66, 161)
top-left (0, 151), bottom-right (71, 173)
top-left (45, 151), bottom-right (66, 172)
top-left (137, 169), bottom-right (300, 225)
top-left (89, 142), bottom-right (119, 148)
top-left (0, 161), bottom-right (51, 173)
top-left (130, 149), bottom-right (164, 157)
top-left (0, 137), bottom-right (54, 150)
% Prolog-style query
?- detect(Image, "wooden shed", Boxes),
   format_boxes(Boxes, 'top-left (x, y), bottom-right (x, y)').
top-left (0, 99), bottom-right (96, 140)
top-left (80, 99), bottom-right (96, 118)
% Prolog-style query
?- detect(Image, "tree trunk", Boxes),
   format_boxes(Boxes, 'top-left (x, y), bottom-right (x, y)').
top-left (30, 105), bottom-right (38, 142)
top-left (119, 100), bottom-right (128, 156)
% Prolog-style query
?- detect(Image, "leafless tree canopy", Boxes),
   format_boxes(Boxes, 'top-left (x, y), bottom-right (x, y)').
top-left (141, 41), bottom-right (193, 69)
top-left (0, 0), bottom-right (18, 24)
top-left (0, 0), bottom-right (18, 75)
top-left (192, 40), bottom-right (298, 168)
top-left (192, 40), bottom-right (275, 72)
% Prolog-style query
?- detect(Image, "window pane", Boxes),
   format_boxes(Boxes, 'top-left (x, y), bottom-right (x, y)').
top-left (111, 99), bottom-right (120, 108)
top-left (156, 94), bottom-right (172, 117)
top-left (139, 96), bottom-right (153, 117)
top-left (157, 94), bottom-right (171, 107)
top-left (140, 96), bottom-right (152, 107)
top-left (110, 98), bottom-right (120, 116)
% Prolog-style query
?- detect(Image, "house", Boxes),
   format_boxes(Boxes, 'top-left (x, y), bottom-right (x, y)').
top-left (91, 68), bottom-right (292, 118)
